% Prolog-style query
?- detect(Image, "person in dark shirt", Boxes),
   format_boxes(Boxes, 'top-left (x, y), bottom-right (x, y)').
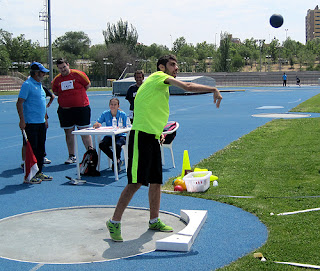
top-left (42, 86), bottom-right (55, 164)
top-left (296, 76), bottom-right (301, 87)
top-left (125, 70), bottom-right (144, 123)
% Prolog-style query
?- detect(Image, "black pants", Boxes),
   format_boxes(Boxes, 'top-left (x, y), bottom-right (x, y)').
top-left (25, 123), bottom-right (46, 172)
top-left (99, 136), bottom-right (126, 162)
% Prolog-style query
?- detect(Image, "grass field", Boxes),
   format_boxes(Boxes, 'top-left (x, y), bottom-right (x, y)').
top-left (0, 87), bottom-right (112, 96)
top-left (163, 95), bottom-right (320, 270)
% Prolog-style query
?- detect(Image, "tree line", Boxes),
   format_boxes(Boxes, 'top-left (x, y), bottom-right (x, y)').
top-left (1, 19), bottom-right (320, 80)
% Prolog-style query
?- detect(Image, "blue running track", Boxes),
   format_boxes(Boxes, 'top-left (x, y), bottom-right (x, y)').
top-left (0, 86), bottom-right (319, 270)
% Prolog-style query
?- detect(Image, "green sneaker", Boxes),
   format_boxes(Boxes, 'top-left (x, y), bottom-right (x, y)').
top-left (149, 218), bottom-right (173, 232)
top-left (107, 220), bottom-right (123, 242)
top-left (36, 172), bottom-right (53, 181)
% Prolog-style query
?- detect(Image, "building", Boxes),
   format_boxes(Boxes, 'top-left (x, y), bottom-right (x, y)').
top-left (306, 5), bottom-right (320, 42)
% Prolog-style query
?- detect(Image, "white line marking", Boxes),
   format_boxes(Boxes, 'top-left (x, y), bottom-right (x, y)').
top-left (29, 263), bottom-right (44, 271)
top-left (277, 207), bottom-right (320, 216)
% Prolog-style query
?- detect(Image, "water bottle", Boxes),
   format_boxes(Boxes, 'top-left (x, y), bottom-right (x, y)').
top-left (112, 117), bottom-right (117, 130)
top-left (126, 118), bottom-right (131, 128)
top-left (118, 117), bottom-right (123, 128)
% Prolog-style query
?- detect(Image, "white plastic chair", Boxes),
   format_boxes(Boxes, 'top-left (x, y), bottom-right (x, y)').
top-left (97, 132), bottom-right (130, 172)
top-left (160, 121), bottom-right (179, 168)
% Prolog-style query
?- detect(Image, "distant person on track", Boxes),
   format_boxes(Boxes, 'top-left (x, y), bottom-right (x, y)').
top-left (282, 72), bottom-right (287, 87)
top-left (296, 76), bottom-right (301, 87)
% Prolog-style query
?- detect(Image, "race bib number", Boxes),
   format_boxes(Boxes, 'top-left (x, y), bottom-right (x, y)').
top-left (61, 80), bottom-right (74, 91)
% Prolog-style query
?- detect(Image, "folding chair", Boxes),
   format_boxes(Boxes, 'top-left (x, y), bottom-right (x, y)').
top-left (97, 132), bottom-right (129, 172)
top-left (160, 121), bottom-right (179, 168)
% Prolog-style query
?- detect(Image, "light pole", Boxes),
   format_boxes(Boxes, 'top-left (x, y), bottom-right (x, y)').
top-left (48, 0), bottom-right (53, 83)
top-left (103, 57), bottom-right (108, 87)
top-left (106, 62), bottom-right (113, 86)
top-left (144, 60), bottom-right (150, 74)
top-left (180, 62), bottom-right (186, 72)
top-left (266, 55), bottom-right (271, 72)
top-left (215, 33), bottom-right (217, 49)
top-left (285, 29), bottom-right (288, 40)
top-left (206, 57), bottom-right (212, 72)
top-left (256, 39), bottom-right (265, 72)
top-left (244, 57), bottom-right (249, 71)
top-left (126, 63), bottom-right (132, 74)
top-left (103, 58), bottom-right (113, 87)
top-left (39, 0), bottom-right (53, 82)
top-left (226, 58), bottom-right (231, 72)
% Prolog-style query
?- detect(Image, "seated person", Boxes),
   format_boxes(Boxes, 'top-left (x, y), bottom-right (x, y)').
top-left (93, 98), bottom-right (127, 170)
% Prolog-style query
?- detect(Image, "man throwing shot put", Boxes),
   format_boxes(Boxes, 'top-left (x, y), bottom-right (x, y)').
top-left (107, 55), bottom-right (222, 242)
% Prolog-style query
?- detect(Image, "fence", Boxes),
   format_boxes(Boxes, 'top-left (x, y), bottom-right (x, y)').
top-left (0, 72), bottom-right (25, 91)
top-left (179, 71), bottom-right (320, 86)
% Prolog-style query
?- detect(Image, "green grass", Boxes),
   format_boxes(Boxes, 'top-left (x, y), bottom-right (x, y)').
top-left (0, 90), bottom-right (20, 95)
top-left (88, 87), bottom-right (112, 92)
top-left (0, 87), bottom-right (112, 96)
top-left (163, 96), bottom-right (320, 270)
top-left (290, 93), bottom-right (320, 113)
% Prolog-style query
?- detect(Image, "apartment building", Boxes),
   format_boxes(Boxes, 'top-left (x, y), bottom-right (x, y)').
top-left (306, 5), bottom-right (320, 42)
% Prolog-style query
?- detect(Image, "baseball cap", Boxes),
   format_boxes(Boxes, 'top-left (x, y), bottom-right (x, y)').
top-left (30, 62), bottom-right (49, 73)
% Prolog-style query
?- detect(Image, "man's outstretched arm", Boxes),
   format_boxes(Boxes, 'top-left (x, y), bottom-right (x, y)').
top-left (165, 77), bottom-right (222, 108)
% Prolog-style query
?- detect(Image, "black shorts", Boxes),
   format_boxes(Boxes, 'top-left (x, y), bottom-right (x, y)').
top-left (127, 130), bottom-right (162, 186)
top-left (57, 106), bottom-right (91, 129)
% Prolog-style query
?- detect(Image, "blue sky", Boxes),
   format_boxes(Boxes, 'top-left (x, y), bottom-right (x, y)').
top-left (0, 0), bottom-right (319, 48)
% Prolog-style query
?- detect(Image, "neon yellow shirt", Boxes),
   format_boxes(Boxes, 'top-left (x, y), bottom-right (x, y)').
top-left (132, 71), bottom-right (173, 138)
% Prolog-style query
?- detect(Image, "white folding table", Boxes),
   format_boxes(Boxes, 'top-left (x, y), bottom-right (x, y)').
top-left (72, 127), bottom-right (131, 181)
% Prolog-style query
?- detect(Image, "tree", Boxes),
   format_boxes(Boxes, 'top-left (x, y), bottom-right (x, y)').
top-left (231, 53), bottom-right (245, 71)
top-left (172, 37), bottom-right (187, 54)
top-left (103, 19), bottom-right (138, 52)
top-left (0, 29), bottom-right (42, 72)
top-left (102, 43), bottom-right (135, 79)
top-left (87, 44), bottom-right (108, 79)
top-left (237, 38), bottom-right (259, 67)
top-left (144, 43), bottom-right (170, 59)
top-left (53, 31), bottom-right (91, 57)
top-left (0, 45), bottom-right (11, 74)
top-left (195, 41), bottom-right (215, 60)
top-left (216, 32), bottom-right (231, 72)
top-left (267, 38), bottom-right (280, 64)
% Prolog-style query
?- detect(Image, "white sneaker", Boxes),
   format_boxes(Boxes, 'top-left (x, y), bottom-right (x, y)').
top-left (43, 157), bottom-right (51, 164)
top-left (65, 156), bottom-right (76, 164)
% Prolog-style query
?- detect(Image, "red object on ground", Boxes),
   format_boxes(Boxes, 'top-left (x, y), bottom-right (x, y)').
top-left (174, 185), bottom-right (184, 191)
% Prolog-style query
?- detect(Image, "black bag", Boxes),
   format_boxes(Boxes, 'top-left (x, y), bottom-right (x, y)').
top-left (80, 148), bottom-right (100, 176)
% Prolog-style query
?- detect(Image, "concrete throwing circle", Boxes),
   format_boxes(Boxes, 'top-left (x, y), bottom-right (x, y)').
top-left (0, 206), bottom-right (186, 264)
top-left (252, 113), bottom-right (310, 118)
